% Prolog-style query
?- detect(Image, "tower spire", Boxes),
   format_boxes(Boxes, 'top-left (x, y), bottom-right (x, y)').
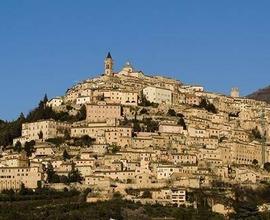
top-left (104, 52), bottom-right (113, 76)
top-left (106, 52), bottom-right (112, 59)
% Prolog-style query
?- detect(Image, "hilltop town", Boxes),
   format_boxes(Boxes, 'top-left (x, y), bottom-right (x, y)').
top-left (1, 53), bottom-right (270, 217)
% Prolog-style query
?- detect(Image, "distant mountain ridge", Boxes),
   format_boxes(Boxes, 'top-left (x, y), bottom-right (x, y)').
top-left (247, 85), bottom-right (270, 103)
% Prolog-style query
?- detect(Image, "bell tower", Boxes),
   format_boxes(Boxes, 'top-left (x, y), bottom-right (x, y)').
top-left (231, 87), bottom-right (240, 98)
top-left (104, 52), bottom-right (113, 76)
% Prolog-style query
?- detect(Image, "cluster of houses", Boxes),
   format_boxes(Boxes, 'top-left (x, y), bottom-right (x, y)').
top-left (1, 53), bottom-right (270, 210)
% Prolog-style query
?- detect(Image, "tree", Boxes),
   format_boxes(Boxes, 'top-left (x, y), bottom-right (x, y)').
top-left (63, 149), bottom-right (71, 161)
top-left (51, 173), bottom-right (60, 183)
top-left (68, 169), bottom-right (82, 183)
top-left (14, 141), bottom-right (22, 153)
top-left (19, 183), bottom-right (26, 195)
top-left (141, 190), bottom-right (152, 198)
top-left (38, 94), bottom-right (48, 109)
top-left (19, 183), bottom-right (33, 195)
top-left (46, 162), bottom-right (54, 182)
top-left (25, 95), bottom-right (86, 123)
top-left (251, 127), bottom-right (262, 140)
top-left (64, 129), bottom-right (71, 140)
top-left (132, 111), bottom-right (141, 132)
top-left (198, 98), bottom-right (217, 114)
top-left (43, 94), bottom-right (48, 104)
top-left (121, 116), bottom-right (130, 126)
top-left (2, 188), bottom-right (15, 201)
top-left (73, 135), bottom-right (95, 147)
top-left (24, 140), bottom-right (35, 157)
top-left (46, 137), bottom-right (65, 146)
top-left (264, 162), bottom-right (270, 172)
top-left (177, 113), bottom-right (184, 117)
top-left (27, 96), bottom-right (55, 122)
top-left (66, 105), bottom-right (73, 111)
top-left (0, 94), bottom-right (88, 147)
top-left (133, 120), bottom-right (141, 132)
top-left (252, 159), bottom-right (258, 166)
top-left (75, 105), bottom-right (86, 121)
top-left (112, 192), bottom-right (123, 199)
top-left (142, 118), bottom-right (159, 132)
top-left (110, 144), bottom-right (120, 154)
top-left (0, 114), bottom-right (24, 146)
top-left (68, 163), bottom-right (83, 183)
top-left (198, 98), bottom-right (208, 108)
top-left (46, 162), bottom-right (58, 183)
top-left (167, 109), bottom-right (176, 116)
top-left (81, 135), bottom-right (94, 146)
top-left (140, 94), bottom-right (152, 107)
top-left (18, 112), bottom-right (26, 122)
top-left (59, 175), bottom-right (69, 184)
top-left (177, 117), bottom-right (187, 130)
top-left (140, 108), bottom-right (148, 115)
top-left (139, 92), bottom-right (158, 107)
top-left (207, 103), bottom-right (217, 114)
top-left (96, 94), bottom-right (104, 101)
top-left (38, 131), bottom-right (43, 139)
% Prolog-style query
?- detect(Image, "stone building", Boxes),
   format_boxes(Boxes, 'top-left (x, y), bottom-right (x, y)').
top-left (13, 120), bottom-right (70, 145)
top-left (86, 102), bottom-right (122, 122)
top-left (0, 166), bottom-right (43, 191)
top-left (143, 86), bottom-right (172, 104)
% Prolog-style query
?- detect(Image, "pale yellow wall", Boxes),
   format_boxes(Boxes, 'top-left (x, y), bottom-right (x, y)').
top-left (0, 167), bottom-right (43, 191)
top-left (86, 103), bottom-right (122, 122)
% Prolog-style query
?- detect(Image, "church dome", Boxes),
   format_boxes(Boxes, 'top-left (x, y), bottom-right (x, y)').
top-left (123, 61), bottom-right (133, 73)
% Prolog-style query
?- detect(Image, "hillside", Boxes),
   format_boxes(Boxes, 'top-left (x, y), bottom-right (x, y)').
top-left (247, 85), bottom-right (270, 103)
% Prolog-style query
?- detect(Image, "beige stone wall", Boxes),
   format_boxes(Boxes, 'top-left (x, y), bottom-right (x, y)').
top-left (0, 166), bottom-right (43, 191)
top-left (71, 126), bottom-right (131, 140)
top-left (86, 102), bottom-right (122, 122)
top-left (231, 142), bottom-right (262, 165)
top-left (16, 120), bottom-right (70, 144)
top-left (103, 91), bottom-right (138, 106)
top-left (157, 165), bottom-right (181, 180)
top-left (171, 154), bottom-right (197, 164)
top-left (93, 170), bottom-right (136, 182)
top-left (131, 137), bottom-right (153, 149)
top-left (47, 98), bottom-right (63, 107)
top-left (1, 153), bottom-right (29, 167)
top-left (76, 96), bottom-right (91, 105)
top-left (75, 165), bottom-right (93, 177)
top-left (185, 94), bottom-right (201, 106)
top-left (105, 129), bottom-right (132, 145)
top-left (143, 86), bottom-right (172, 104)
top-left (159, 124), bottom-right (184, 134)
top-left (84, 175), bottom-right (111, 188)
top-left (235, 169), bottom-right (257, 183)
top-left (188, 127), bottom-right (209, 138)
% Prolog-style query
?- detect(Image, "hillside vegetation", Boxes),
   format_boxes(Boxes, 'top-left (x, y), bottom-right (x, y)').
top-left (247, 85), bottom-right (270, 103)
top-left (0, 95), bottom-right (85, 147)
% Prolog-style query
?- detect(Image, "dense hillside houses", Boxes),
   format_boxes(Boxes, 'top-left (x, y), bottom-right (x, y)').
top-left (1, 52), bottom-right (270, 212)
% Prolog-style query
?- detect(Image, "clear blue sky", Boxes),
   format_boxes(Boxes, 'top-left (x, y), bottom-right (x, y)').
top-left (1, 0), bottom-right (270, 120)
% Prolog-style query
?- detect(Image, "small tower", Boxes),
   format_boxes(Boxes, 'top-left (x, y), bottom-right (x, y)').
top-left (231, 87), bottom-right (240, 98)
top-left (123, 61), bottom-right (133, 73)
top-left (104, 52), bottom-right (113, 76)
